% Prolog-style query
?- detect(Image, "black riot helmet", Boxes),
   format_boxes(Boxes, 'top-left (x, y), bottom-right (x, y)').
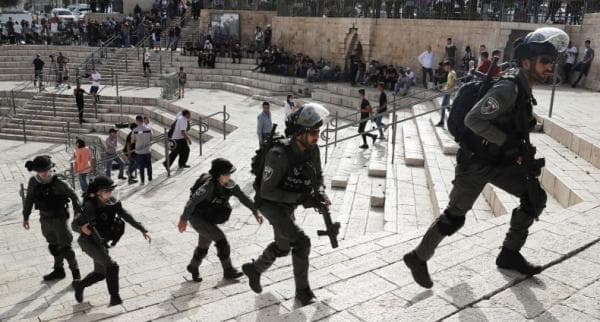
top-left (513, 27), bottom-right (569, 64)
top-left (285, 103), bottom-right (329, 137)
top-left (25, 155), bottom-right (54, 172)
top-left (209, 158), bottom-right (236, 178)
top-left (88, 176), bottom-right (117, 194)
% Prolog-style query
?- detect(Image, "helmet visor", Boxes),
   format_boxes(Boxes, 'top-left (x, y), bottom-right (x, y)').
top-left (525, 27), bottom-right (570, 53)
top-left (298, 103), bottom-right (330, 128)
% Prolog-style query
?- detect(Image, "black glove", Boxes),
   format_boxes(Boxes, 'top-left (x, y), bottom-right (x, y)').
top-left (501, 134), bottom-right (523, 162)
top-left (300, 193), bottom-right (320, 209)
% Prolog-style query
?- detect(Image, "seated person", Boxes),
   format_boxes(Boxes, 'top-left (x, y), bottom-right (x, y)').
top-left (231, 43), bottom-right (242, 63)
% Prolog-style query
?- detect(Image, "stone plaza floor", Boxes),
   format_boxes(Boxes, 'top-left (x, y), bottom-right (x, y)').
top-left (1, 82), bottom-right (600, 321)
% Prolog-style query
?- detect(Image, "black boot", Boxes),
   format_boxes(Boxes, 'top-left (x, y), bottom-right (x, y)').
top-left (496, 247), bottom-right (543, 276)
top-left (71, 269), bottom-right (81, 284)
top-left (223, 266), bottom-right (244, 280)
top-left (242, 261), bottom-right (262, 293)
top-left (186, 265), bottom-right (202, 282)
top-left (106, 265), bottom-right (122, 306)
top-left (74, 272), bottom-right (105, 303)
top-left (43, 267), bottom-right (66, 281)
top-left (295, 287), bottom-right (316, 306)
top-left (403, 251), bottom-right (433, 288)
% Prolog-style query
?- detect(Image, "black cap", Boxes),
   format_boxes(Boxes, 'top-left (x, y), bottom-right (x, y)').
top-left (25, 155), bottom-right (54, 172)
top-left (209, 158), bottom-right (236, 177)
top-left (90, 176), bottom-right (117, 192)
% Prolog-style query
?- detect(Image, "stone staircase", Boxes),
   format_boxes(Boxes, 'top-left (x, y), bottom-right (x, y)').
top-left (0, 45), bottom-right (96, 83)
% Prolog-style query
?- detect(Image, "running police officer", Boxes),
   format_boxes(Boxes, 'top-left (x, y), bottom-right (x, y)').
top-left (177, 158), bottom-right (264, 282)
top-left (403, 27), bottom-right (570, 288)
top-left (72, 176), bottom-right (151, 306)
top-left (22, 155), bottom-right (82, 283)
top-left (242, 104), bottom-right (330, 306)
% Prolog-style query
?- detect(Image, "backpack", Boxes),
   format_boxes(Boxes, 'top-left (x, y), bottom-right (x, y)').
top-left (250, 124), bottom-right (289, 207)
top-left (447, 76), bottom-right (517, 142)
top-left (190, 173), bottom-right (212, 196)
top-left (167, 120), bottom-right (177, 139)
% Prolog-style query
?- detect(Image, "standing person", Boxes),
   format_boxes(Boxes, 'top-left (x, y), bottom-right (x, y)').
top-left (124, 123), bottom-right (138, 185)
top-left (33, 54), bottom-right (45, 89)
top-left (403, 27), bottom-right (569, 289)
top-left (350, 55), bottom-right (360, 86)
top-left (90, 68), bottom-right (101, 103)
top-left (132, 115), bottom-right (153, 184)
top-left (143, 49), bottom-right (152, 76)
top-left (178, 158), bottom-right (264, 282)
top-left (165, 110), bottom-right (192, 170)
top-left (72, 176), bottom-right (151, 306)
top-left (563, 41), bottom-right (578, 84)
top-left (374, 82), bottom-right (387, 140)
top-left (263, 24), bottom-right (272, 49)
top-left (254, 26), bottom-right (264, 64)
top-left (74, 139), bottom-right (92, 192)
top-left (257, 102), bottom-right (272, 144)
top-left (242, 105), bottom-right (330, 307)
top-left (358, 89), bottom-right (377, 149)
top-left (435, 61), bottom-right (457, 127)
top-left (73, 84), bottom-right (87, 124)
top-left (418, 45), bottom-right (434, 88)
top-left (445, 38), bottom-right (457, 67)
top-left (283, 95), bottom-right (297, 120)
top-left (22, 155), bottom-right (82, 283)
top-left (177, 67), bottom-right (187, 98)
top-left (104, 129), bottom-right (126, 180)
top-left (572, 40), bottom-right (594, 88)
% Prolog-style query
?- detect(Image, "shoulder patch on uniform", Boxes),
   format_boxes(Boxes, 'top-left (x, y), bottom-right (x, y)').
top-left (263, 166), bottom-right (273, 182)
top-left (480, 97), bottom-right (500, 115)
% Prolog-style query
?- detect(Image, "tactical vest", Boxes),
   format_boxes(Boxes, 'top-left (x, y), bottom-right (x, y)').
top-left (197, 182), bottom-right (234, 224)
top-left (88, 198), bottom-right (125, 244)
top-left (33, 176), bottom-right (69, 215)
top-left (277, 146), bottom-right (315, 194)
top-left (462, 75), bottom-right (533, 162)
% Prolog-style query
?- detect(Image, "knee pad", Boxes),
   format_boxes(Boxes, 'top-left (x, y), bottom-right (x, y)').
top-left (436, 212), bottom-right (466, 236)
top-left (291, 233), bottom-right (311, 257)
top-left (215, 239), bottom-right (231, 261)
top-left (48, 244), bottom-right (61, 256)
top-left (267, 242), bottom-right (290, 258)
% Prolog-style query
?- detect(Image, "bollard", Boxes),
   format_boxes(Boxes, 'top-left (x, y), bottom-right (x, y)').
top-left (164, 128), bottom-right (171, 177)
top-left (223, 105), bottom-right (226, 140)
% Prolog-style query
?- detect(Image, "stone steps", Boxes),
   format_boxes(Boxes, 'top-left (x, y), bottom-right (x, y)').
top-left (2, 122), bottom-right (93, 134)
top-left (429, 114), bottom-right (459, 155)
top-left (402, 118), bottom-right (425, 166)
top-left (0, 132), bottom-right (71, 143)
top-left (412, 103), bottom-right (496, 221)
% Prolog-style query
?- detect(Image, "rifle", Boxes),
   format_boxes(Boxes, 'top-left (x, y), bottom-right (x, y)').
top-left (306, 163), bottom-right (341, 249)
top-left (79, 201), bottom-right (107, 247)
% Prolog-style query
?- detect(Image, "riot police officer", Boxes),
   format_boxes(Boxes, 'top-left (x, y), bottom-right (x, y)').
top-left (242, 104), bottom-right (331, 306)
top-left (23, 155), bottom-right (82, 283)
top-left (72, 176), bottom-right (151, 306)
top-left (403, 27), bottom-right (570, 288)
top-left (177, 158), bottom-right (264, 282)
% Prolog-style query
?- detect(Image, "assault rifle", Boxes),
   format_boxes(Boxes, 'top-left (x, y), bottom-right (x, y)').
top-left (306, 163), bottom-right (341, 249)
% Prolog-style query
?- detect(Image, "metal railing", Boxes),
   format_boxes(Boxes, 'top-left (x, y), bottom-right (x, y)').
top-left (206, 0), bottom-right (591, 25)
top-left (318, 75), bottom-right (474, 164)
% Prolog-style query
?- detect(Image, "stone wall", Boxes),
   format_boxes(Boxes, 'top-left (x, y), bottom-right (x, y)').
top-left (270, 17), bottom-right (554, 75)
top-left (566, 13), bottom-right (600, 91)
top-left (122, 0), bottom-right (153, 16)
top-left (198, 9), bottom-right (275, 45)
